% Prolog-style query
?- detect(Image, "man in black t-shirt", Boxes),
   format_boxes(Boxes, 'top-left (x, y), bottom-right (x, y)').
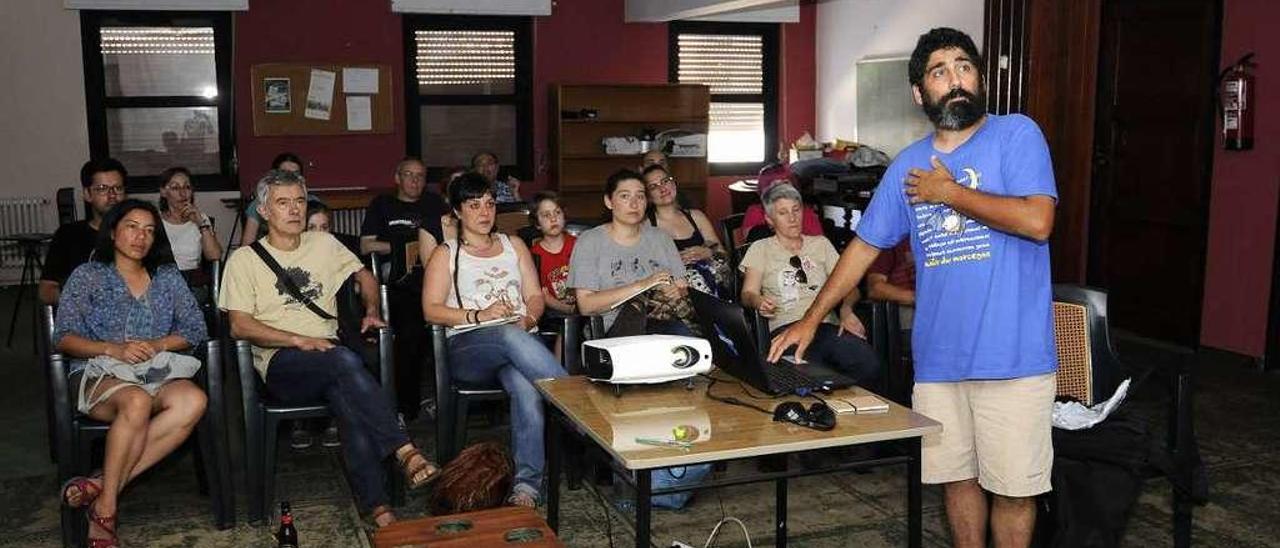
top-left (360, 157), bottom-right (446, 273)
top-left (359, 156), bottom-right (447, 420)
top-left (40, 158), bottom-right (128, 305)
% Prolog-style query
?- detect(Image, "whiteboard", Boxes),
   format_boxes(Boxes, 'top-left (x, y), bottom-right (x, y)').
top-left (855, 57), bottom-right (931, 158)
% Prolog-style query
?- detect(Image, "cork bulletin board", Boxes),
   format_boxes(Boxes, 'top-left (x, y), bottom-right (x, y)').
top-left (250, 62), bottom-right (394, 136)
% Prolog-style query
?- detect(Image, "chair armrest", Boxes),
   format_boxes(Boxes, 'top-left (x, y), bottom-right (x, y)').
top-left (208, 259), bottom-right (222, 306)
top-left (232, 339), bottom-right (262, 425)
top-left (560, 315), bottom-right (583, 374)
top-left (430, 325), bottom-right (453, 406)
top-left (376, 326), bottom-right (395, 401)
top-left (587, 316), bottom-right (607, 341)
top-left (47, 352), bottom-right (75, 474)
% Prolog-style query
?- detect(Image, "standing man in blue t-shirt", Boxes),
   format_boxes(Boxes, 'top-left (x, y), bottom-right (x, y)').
top-left (769, 28), bottom-right (1057, 548)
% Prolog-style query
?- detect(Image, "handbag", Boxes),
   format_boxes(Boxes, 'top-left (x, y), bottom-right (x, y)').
top-left (249, 241), bottom-right (367, 351)
top-left (77, 352), bottom-right (202, 414)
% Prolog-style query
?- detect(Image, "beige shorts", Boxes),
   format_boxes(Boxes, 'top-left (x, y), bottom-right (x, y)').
top-left (913, 372), bottom-right (1055, 497)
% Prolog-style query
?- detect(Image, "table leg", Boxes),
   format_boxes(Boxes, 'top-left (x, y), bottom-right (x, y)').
top-left (5, 251), bottom-right (33, 347)
top-left (776, 460), bottom-right (789, 548)
top-left (635, 470), bottom-right (651, 548)
top-left (908, 439), bottom-right (922, 548)
top-left (545, 403), bottom-right (561, 532)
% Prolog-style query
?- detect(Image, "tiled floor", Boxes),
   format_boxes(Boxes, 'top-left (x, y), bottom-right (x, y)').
top-left (1, 286), bottom-right (1276, 547)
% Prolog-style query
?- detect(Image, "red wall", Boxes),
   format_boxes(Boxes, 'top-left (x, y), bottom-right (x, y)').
top-left (231, 0), bottom-right (817, 225)
top-left (234, 0), bottom-right (406, 192)
top-left (1200, 0), bottom-right (1280, 357)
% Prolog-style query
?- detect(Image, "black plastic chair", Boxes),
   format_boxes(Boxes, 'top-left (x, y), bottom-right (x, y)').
top-left (1051, 284), bottom-right (1206, 547)
top-left (231, 277), bottom-right (401, 524)
top-left (865, 299), bottom-right (910, 405)
top-left (719, 213), bottom-right (746, 276)
top-left (48, 333), bottom-right (233, 546)
top-left (430, 315), bottom-right (581, 465)
top-left (55, 187), bottom-right (78, 226)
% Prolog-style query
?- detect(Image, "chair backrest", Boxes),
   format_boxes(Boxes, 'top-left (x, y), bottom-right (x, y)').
top-left (55, 187), bottom-right (78, 225)
top-left (1052, 284), bottom-right (1124, 406)
top-left (720, 213), bottom-right (746, 268)
top-left (495, 208), bottom-right (530, 236)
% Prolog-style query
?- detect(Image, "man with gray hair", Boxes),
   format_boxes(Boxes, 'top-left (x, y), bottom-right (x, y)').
top-left (219, 169), bottom-right (439, 526)
top-left (738, 182), bottom-right (880, 384)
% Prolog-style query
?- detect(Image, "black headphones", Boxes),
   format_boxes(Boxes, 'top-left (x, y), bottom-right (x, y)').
top-left (772, 401), bottom-right (837, 431)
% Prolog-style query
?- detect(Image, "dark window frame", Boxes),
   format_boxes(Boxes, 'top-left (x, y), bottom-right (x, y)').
top-left (402, 15), bottom-right (533, 184)
top-left (80, 10), bottom-right (235, 193)
top-left (668, 20), bottom-right (779, 177)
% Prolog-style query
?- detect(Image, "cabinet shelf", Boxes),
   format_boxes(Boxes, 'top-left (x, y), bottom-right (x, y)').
top-left (552, 84), bottom-right (710, 219)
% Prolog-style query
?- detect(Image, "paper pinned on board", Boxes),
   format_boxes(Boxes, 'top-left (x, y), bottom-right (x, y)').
top-left (342, 67), bottom-right (379, 94)
top-left (304, 69), bottom-right (336, 120)
top-left (346, 96), bottom-right (372, 131)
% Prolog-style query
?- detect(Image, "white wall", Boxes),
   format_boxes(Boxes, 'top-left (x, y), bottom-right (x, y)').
top-left (0, 1), bottom-right (90, 221)
top-left (815, 0), bottom-right (984, 143)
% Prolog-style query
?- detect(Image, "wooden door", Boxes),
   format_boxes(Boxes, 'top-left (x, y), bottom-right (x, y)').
top-left (1087, 0), bottom-right (1219, 346)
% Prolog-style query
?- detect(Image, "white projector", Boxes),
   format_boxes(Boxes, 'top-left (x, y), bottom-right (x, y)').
top-left (582, 335), bottom-right (713, 384)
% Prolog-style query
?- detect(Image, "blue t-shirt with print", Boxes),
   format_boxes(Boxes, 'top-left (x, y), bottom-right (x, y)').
top-left (856, 113), bottom-right (1058, 382)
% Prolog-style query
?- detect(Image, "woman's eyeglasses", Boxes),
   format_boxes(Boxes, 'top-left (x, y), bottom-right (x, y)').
top-left (646, 176), bottom-right (676, 191)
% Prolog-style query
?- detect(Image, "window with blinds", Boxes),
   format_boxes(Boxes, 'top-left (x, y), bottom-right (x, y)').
top-left (414, 29), bottom-right (516, 95)
top-left (405, 17), bottom-right (531, 181)
top-left (81, 12), bottom-right (233, 190)
top-left (672, 23), bottom-right (777, 168)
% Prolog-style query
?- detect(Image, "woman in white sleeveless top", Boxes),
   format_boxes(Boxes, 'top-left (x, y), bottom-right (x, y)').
top-left (423, 173), bottom-right (565, 508)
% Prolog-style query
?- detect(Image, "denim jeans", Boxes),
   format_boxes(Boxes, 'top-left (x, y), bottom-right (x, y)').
top-left (265, 346), bottom-right (409, 511)
top-left (446, 325), bottom-right (566, 497)
top-left (773, 322), bottom-right (883, 386)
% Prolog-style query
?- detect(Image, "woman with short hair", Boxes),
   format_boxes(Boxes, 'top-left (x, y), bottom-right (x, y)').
top-left (740, 183), bottom-right (880, 383)
top-left (422, 172), bottom-right (566, 507)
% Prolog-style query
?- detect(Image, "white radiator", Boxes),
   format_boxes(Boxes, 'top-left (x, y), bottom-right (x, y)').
top-left (331, 208), bottom-right (365, 237)
top-left (0, 197), bottom-right (50, 270)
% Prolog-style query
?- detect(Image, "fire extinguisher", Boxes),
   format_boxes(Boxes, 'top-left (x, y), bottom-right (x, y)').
top-left (1220, 53), bottom-right (1256, 151)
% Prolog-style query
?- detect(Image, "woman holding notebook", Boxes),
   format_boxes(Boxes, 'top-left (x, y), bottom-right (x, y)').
top-left (568, 169), bottom-right (698, 337)
top-left (422, 172), bottom-right (565, 508)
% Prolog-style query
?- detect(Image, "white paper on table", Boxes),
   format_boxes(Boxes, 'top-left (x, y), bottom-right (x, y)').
top-left (1052, 378), bottom-right (1131, 430)
top-left (346, 96), bottom-right (372, 131)
top-left (304, 69), bottom-right (337, 121)
top-left (342, 68), bottom-right (379, 94)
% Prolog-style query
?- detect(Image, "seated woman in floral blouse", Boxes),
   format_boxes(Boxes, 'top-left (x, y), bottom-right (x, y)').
top-left (54, 199), bottom-right (208, 548)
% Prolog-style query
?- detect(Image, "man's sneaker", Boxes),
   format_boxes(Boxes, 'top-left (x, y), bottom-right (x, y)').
top-left (321, 423), bottom-right (341, 448)
top-left (290, 424), bottom-right (314, 450)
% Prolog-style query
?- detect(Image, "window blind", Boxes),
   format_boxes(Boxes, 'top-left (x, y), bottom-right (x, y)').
top-left (414, 30), bottom-right (515, 89)
top-left (675, 33), bottom-right (763, 95)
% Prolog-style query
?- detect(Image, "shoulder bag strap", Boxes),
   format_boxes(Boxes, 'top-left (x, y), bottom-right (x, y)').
top-left (249, 241), bottom-right (336, 321)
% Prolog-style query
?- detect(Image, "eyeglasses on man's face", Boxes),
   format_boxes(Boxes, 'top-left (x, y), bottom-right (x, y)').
top-left (398, 171), bottom-right (426, 182)
top-left (91, 185), bottom-right (125, 196)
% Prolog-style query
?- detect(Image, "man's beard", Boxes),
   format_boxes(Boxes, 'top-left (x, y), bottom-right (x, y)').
top-left (921, 85), bottom-right (987, 130)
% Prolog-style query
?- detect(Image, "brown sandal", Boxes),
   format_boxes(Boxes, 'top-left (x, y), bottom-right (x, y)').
top-left (61, 472), bottom-right (103, 509)
top-left (396, 447), bottom-right (440, 490)
top-left (369, 504), bottom-right (397, 528)
top-left (87, 507), bottom-right (119, 548)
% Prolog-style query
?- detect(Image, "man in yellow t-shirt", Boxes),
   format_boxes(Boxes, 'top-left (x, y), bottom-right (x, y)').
top-left (218, 169), bottom-right (438, 527)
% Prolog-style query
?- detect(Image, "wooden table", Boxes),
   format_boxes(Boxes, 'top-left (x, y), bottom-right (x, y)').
top-left (372, 506), bottom-right (562, 547)
top-left (537, 375), bottom-right (941, 548)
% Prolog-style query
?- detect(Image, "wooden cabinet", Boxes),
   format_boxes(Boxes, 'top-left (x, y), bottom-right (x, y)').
top-left (550, 84), bottom-right (709, 219)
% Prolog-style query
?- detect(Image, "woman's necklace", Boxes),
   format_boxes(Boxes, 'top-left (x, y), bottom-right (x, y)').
top-left (463, 233), bottom-right (496, 252)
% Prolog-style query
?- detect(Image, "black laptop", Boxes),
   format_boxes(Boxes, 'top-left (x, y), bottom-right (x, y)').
top-left (688, 290), bottom-right (858, 396)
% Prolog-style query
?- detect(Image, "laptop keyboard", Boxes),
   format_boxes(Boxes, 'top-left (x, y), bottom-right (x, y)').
top-left (765, 363), bottom-right (827, 393)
